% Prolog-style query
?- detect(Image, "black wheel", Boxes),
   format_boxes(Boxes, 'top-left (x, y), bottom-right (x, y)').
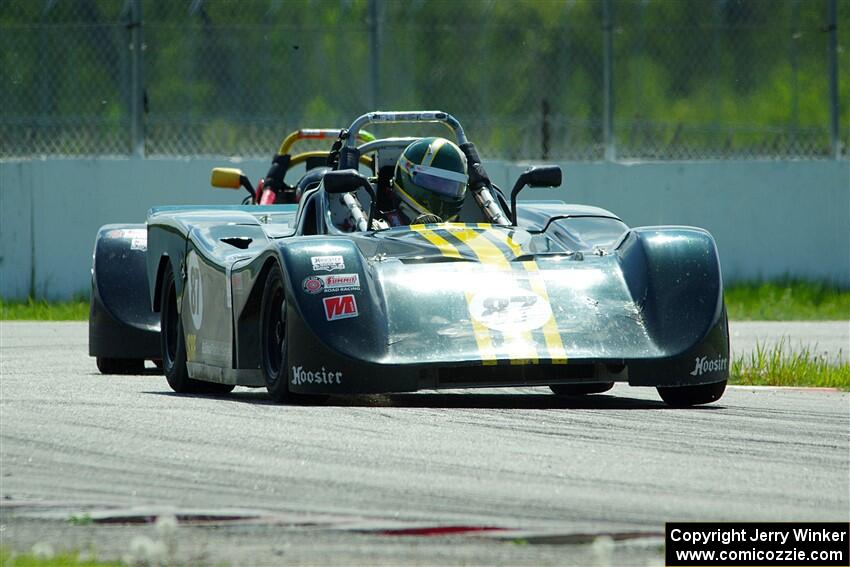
top-left (550, 382), bottom-right (614, 396)
top-left (96, 357), bottom-right (145, 375)
top-left (160, 264), bottom-right (234, 395)
top-left (657, 380), bottom-right (726, 407)
top-left (260, 264), bottom-right (324, 404)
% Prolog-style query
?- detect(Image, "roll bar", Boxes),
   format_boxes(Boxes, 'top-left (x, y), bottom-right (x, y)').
top-left (345, 111), bottom-right (468, 147)
top-left (339, 111), bottom-right (509, 226)
top-left (357, 137), bottom-right (420, 155)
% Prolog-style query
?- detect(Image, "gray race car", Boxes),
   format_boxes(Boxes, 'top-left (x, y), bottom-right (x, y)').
top-left (91, 111), bottom-right (729, 406)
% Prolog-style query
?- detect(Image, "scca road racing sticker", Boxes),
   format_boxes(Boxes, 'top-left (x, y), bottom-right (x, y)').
top-left (303, 273), bottom-right (360, 294)
top-left (311, 255), bottom-right (345, 272)
top-left (186, 250), bottom-right (204, 330)
top-left (291, 366), bottom-right (342, 385)
top-left (468, 287), bottom-right (552, 333)
top-left (323, 294), bottom-right (358, 321)
top-left (302, 276), bottom-right (325, 294)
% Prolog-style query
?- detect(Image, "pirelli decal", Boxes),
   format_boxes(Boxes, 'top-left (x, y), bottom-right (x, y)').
top-left (410, 223), bottom-right (568, 366)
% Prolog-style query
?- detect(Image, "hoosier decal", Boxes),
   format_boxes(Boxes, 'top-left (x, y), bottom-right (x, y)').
top-left (291, 366), bottom-right (342, 385)
top-left (690, 355), bottom-right (729, 376)
top-left (322, 294), bottom-right (358, 321)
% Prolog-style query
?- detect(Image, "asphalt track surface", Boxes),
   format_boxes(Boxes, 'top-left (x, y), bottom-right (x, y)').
top-left (1, 321), bottom-right (848, 565)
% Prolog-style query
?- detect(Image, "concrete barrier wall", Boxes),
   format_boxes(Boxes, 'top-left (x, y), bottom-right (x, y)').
top-left (1, 158), bottom-right (847, 299)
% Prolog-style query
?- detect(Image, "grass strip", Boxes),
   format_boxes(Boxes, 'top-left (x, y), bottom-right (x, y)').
top-left (725, 280), bottom-right (850, 320)
top-left (0, 298), bottom-right (89, 321)
top-left (3, 281), bottom-right (848, 321)
top-left (0, 548), bottom-right (122, 567)
top-left (730, 339), bottom-right (850, 390)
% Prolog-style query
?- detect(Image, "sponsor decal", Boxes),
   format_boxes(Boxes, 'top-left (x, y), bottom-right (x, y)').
top-left (232, 272), bottom-right (243, 292)
top-left (468, 288), bottom-right (552, 333)
top-left (303, 276), bottom-right (325, 294)
top-left (130, 237), bottom-right (147, 251)
top-left (186, 251), bottom-right (203, 330)
top-left (186, 333), bottom-right (197, 360)
top-left (311, 255), bottom-right (345, 272)
top-left (690, 355), bottom-right (729, 376)
top-left (200, 339), bottom-right (229, 359)
top-left (291, 365), bottom-right (343, 385)
top-left (323, 294), bottom-right (358, 321)
top-left (323, 273), bottom-right (360, 291)
top-left (106, 228), bottom-right (146, 239)
top-left (303, 273), bottom-right (360, 294)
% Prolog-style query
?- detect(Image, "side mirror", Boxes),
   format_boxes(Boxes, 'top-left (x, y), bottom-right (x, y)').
top-left (323, 169), bottom-right (368, 195)
top-left (211, 167), bottom-right (243, 189)
top-left (510, 165), bottom-right (562, 225)
top-left (211, 167), bottom-right (256, 201)
top-left (322, 169), bottom-right (376, 230)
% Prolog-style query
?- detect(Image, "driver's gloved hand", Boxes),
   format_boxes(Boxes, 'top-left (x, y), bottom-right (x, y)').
top-left (411, 213), bottom-right (443, 225)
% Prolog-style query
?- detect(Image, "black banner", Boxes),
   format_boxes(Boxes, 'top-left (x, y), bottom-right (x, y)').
top-left (666, 522), bottom-right (849, 566)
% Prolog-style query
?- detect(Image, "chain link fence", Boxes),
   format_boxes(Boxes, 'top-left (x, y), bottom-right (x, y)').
top-left (1, 0), bottom-right (846, 160)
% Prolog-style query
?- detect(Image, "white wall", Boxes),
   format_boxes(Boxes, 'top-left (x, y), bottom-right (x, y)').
top-left (1, 157), bottom-right (847, 300)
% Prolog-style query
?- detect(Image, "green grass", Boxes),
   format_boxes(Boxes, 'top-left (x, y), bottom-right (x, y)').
top-left (730, 339), bottom-right (850, 390)
top-left (0, 298), bottom-right (89, 321)
top-left (0, 548), bottom-right (121, 567)
top-left (725, 280), bottom-right (850, 320)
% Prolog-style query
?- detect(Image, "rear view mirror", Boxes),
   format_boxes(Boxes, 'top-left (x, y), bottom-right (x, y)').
top-left (323, 169), bottom-right (376, 230)
top-left (323, 169), bottom-right (369, 195)
top-left (523, 165), bottom-right (562, 188)
top-left (211, 167), bottom-right (244, 189)
top-left (510, 165), bottom-right (563, 225)
top-left (211, 167), bottom-right (256, 202)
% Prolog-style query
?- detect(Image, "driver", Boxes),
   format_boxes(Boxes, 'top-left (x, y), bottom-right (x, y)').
top-left (382, 137), bottom-right (469, 226)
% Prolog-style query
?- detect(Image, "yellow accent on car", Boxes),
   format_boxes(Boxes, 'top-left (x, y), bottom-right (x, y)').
top-left (410, 226), bottom-right (497, 365)
top-left (522, 261), bottom-right (568, 365)
top-left (446, 227), bottom-right (539, 365)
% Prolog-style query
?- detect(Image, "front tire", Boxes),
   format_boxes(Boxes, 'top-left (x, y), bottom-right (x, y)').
top-left (160, 263), bottom-right (233, 395)
top-left (260, 264), bottom-right (324, 404)
top-left (550, 382), bottom-right (614, 396)
top-left (96, 357), bottom-right (145, 375)
top-left (657, 380), bottom-right (726, 407)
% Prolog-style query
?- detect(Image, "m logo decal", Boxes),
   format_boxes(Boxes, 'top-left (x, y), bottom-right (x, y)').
top-left (322, 294), bottom-right (359, 321)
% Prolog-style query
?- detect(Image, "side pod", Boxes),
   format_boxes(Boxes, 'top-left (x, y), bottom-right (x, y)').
top-left (89, 225), bottom-right (161, 372)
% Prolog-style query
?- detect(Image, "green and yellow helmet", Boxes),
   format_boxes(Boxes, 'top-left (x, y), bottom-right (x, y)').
top-left (393, 137), bottom-right (468, 222)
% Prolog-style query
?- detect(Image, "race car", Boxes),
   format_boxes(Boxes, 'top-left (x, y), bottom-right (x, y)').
top-left (88, 128), bottom-right (372, 374)
top-left (136, 111), bottom-right (729, 406)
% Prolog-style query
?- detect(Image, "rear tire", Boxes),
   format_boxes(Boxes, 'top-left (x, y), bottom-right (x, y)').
top-left (260, 264), bottom-right (324, 404)
top-left (657, 380), bottom-right (726, 407)
top-left (160, 263), bottom-right (234, 395)
top-left (550, 382), bottom-right (614, 396)
top-left (96, 357), bottom-right (145, 375)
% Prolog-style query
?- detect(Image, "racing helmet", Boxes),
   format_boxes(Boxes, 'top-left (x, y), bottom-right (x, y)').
top-left (393, 137), bottom-right (468, 223)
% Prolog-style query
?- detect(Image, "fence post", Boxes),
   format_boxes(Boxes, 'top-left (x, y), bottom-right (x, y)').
top-left (826, 0), bottom-right (839, 159)
top-left (128, 0), bottom-right (145, 157)
top-left (369, 0), bottom-right (381, 110)
top-left (602, 0), bottom-right (615, 161)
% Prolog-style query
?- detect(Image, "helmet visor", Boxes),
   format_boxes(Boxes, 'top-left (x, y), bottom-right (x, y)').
top-left (401, 157), bottom-right (468, 199)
